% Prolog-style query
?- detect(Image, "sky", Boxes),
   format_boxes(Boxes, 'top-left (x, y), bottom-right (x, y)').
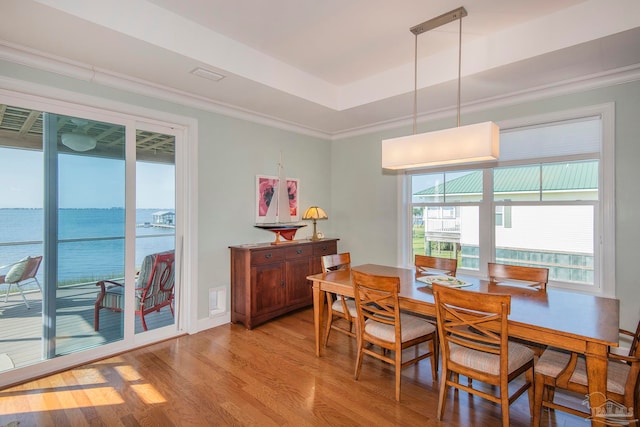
top-left (0, 147), bottom-right (175, 209)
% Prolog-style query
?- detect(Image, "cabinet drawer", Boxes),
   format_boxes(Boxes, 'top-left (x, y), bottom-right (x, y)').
top-left (251, 249), bottom-right (284, 265)
top-left (313, 241), bottom-right (337, 256)
top-left (284, 245), bottom-right (312, 259)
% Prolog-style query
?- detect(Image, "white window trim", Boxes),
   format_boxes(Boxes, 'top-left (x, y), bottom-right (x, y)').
top-left (0, 77), bottom-right (200, 386)
top-left (400, 103), bottom-right (615, 297)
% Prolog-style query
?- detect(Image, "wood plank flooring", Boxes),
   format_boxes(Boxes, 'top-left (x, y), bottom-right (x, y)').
top-left (0, 307), bottom-right (588, 426)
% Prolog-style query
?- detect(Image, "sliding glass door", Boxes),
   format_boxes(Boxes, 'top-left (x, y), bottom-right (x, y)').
top-left (0, 101), bottom-right (179, 373)
top-left (45, 113), bottom-right (127, 356)
top-left (134, 126), bottom-right (176, 334)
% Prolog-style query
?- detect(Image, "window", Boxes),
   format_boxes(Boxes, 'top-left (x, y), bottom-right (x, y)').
top-left (495, 206), bottom-right (503, 227)
top-left (405, 106), bottom-right (614, 295)
top-left (412, 171), bottom-right (481, 271)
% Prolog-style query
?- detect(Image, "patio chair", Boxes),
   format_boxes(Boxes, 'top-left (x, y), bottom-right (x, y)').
top-left (0, 255), bottom-right (43, 309)
top-left (94, 250), bottom-right (175, 331)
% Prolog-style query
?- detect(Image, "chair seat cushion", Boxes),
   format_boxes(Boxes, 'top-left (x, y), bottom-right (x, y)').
top-left (535, 348), bottom-right (572, 378)
top-left (449, 341), bottom-right (534, 376)
top-left (331, 297), bottom-right (357, 317)
top-left (536, 349), bottom-right (630, 395)
top-left (365, 313), bottom-right (435, 343)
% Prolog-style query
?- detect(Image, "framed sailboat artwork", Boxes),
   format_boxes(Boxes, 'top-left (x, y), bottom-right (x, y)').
top-left (255, 157), bottom-right (306, 244)
top-left (255, 175), bottom-right (299, 222)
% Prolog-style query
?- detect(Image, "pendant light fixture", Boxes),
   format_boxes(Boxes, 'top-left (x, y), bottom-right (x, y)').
top-left (381, 7), bottom-right (499, 170)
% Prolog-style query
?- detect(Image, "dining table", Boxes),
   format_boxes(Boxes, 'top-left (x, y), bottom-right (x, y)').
top-left (307, 264), bottom-right (620, 427)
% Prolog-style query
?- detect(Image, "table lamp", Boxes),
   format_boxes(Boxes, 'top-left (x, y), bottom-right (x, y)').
top-left (302, 206), bottom-right (328, 241)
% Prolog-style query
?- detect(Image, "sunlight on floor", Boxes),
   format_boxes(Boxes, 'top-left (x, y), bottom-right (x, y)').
top-left (114, 364), bottom-right (142, 381)
top-left (0, 361), bottom-right (167, 416)
top-left (0, 388), bottom-right (124, 415)
top-left (131, 384), bottom-right (167, 404)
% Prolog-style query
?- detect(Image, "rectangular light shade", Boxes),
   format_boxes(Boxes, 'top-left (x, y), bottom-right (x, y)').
top-left (382, 121), bottom-right (500, 170)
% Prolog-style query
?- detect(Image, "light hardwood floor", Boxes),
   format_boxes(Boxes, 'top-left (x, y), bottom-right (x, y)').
top-left (0, 307), bottom-right (587, 426)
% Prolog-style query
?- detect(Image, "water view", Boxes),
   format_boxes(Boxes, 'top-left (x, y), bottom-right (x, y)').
top-left (0, 208), bottom-right (175, 285)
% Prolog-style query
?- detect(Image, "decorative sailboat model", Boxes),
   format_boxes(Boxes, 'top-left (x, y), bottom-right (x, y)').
top-left (255, 157), bottom-right (306, 245)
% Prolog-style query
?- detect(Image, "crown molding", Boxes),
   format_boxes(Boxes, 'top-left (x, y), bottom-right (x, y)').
top-left (1, 41), bottom-right (639, 143)
top-left (332, 64), bottom-right (640, 140)
top-left (0, 41), bottom-right (332, 140)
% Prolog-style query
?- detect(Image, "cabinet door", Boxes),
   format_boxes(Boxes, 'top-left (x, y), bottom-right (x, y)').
top-left (285, 257), bottom-right (313, 306)
top-left (251, 262), bottom-right (286, 317)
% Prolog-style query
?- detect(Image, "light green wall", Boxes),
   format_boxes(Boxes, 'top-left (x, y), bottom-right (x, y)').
top-left (197, 114), bottom-right (331, 317)
top-left (332, 80), bottom-right (640, 331)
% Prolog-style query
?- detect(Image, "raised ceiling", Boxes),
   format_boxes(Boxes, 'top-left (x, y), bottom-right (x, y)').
top-left (1, 0), bottom-right (640, 138)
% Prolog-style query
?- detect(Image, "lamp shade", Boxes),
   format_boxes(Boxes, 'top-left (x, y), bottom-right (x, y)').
top-left (382, 121), bottom-right (500, 170)
top-left (61, 133), bottom-right (97, 152)
top-left (302, 206), bottom-right (328, 220)
top-left (302, 206), bottom-right (328, 241)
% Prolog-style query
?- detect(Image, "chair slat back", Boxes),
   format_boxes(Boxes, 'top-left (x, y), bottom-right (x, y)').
top-left (617, 320), bottom-right (640, 414)
top-left (352, 270), bottom-right (400, 336)
top-left (21, 256), bottom-right (42, 281)
top-left (139, 251), bottom-right (175, 304)
top-left (415, 255), bottom-right (457, 276)
top-left (321, 253), bottom-right (351, 272)
top-left (433, 284), bottom-right (511, 371)
top-left (488, 262), bottom-right (549, 290)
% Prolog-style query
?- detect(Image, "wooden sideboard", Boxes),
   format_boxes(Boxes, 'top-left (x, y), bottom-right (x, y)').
top-left (229, 238), bottom-right (338, 329)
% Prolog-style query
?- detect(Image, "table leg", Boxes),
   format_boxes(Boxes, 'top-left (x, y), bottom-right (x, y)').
top-left (312, 280), bottom-right (325, 357)
top-left (585, 342), bottom-right (609, 426)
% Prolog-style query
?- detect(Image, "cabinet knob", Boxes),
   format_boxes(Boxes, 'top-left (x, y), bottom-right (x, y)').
top-left (265, 253), bottom-right (272, 259)
top-left (322, 245), bottom-right (328, 251)
top-left (281, 280), bottom-right (285, 288)
top-left (296, 249), bottom-right (303, 254)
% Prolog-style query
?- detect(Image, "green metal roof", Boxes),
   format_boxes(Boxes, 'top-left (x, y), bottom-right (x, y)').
top-left (415, 161), bottom-right (598, 195)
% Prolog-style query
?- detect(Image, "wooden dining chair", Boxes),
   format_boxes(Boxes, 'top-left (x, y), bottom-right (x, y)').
top-left (320, 253), bottom-right (355, 346)
top-left (432, 283), bottom-right (535, 427)
top-left (415, 254), bottom-right (457, 276)
top-left (488, 262), bottom-right (549, 290)
top-left (533, 320), bottom-right (640, 426)
top-left (351, 270), bottom-right (438, 401)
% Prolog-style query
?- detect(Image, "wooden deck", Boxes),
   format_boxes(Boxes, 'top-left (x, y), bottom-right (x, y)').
top-left (0, 284), bottom-right (174, 369)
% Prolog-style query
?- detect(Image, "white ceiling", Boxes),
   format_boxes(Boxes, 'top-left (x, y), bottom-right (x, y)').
top-left (1, 0), bottom-right (640, 138)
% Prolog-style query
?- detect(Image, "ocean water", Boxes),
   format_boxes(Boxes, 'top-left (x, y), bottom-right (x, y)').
top-left (0, 208), bottom-right (175, 285)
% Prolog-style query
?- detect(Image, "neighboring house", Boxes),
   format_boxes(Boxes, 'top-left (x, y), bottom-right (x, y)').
top-left (414, 162), bottom-right (597, 283)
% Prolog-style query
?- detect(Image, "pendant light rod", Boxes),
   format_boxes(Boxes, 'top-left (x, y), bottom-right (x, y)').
top-left (410, 7), bottom-right (467, 36)
top-left (410, 6), bottom-right (467, 135)
top-left (413, 33), bottom-right (418, 135)
top-left (457, 15), bottom-right (463, 128)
